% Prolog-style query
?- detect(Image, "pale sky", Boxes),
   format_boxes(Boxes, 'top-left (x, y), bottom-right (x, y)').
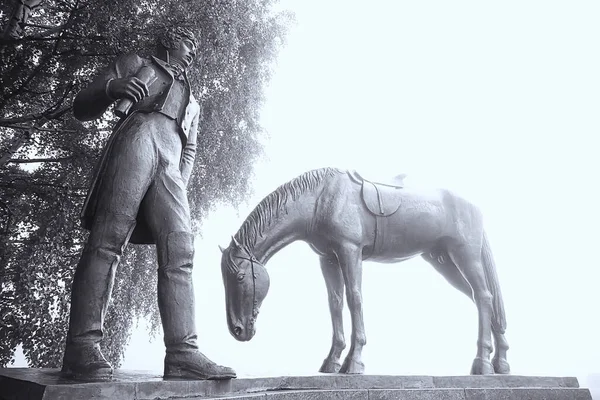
top-left (13, 0), bottom-right (600, 392)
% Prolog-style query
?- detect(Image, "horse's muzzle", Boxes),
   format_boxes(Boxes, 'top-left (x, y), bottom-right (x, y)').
top-left (230, 323), bottom-right (255, 342)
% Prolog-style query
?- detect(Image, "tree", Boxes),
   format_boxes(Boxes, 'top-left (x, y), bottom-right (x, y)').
top-left (0, 0), bottom-right (294, 368)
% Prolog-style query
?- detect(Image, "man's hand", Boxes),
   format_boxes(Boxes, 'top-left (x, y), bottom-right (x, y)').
top-left (107, 77), bottom-right (149, 102)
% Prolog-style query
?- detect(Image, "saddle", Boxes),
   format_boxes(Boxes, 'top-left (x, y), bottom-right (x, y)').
top-left (347, 170), bottom-right (405, 217)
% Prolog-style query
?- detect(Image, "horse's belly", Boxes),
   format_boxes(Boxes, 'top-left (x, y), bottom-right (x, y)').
top-left (367, 211), bottom-right (445, 261)
top-left (365, 253), bottom-right (420, 264)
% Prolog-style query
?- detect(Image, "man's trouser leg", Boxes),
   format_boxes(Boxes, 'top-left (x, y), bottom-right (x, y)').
top-left (143, 162), bottom-right (236, 380)
top-left (62, 213), bottom-right (136, 380)
top-left (62, 114), bottom-right (157, 380)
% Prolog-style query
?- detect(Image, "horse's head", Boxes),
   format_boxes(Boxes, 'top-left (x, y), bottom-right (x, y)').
top-left (220, 237), bottom-right (270, 342)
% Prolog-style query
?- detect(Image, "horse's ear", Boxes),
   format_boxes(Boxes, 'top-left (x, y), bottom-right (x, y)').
top-left (218, 245), bottom-right (226, 253)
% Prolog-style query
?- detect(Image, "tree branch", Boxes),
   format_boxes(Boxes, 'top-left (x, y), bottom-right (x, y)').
top-left (0, 179), bottom-right (87, 192)
top-left (50, 0), bottom-right (79, 54)
top-left (7, 156), bottom-right (73, 164)
top-left (0, 1), bottom-right (78, 111)
top-left (7, 36), bottom-right (62, 42)
top-left (0, 52), bottom-right (54, 110)
top-left (0, 105), bottom-right (72, 168)
top-left (0, 131), bottom-right (31, 168)
top-left (0, 105), bottom-right (72, 126)
top-left (23, 23), bottom-right (60, 30)
top-left (55, 49), bottom-right (114, 57)
top-left (23, 88), bottom-right (53, 95)
top-left (8, 240), bottom-right (51, 244)
top-left (3, 125), bottom-right (76, 133)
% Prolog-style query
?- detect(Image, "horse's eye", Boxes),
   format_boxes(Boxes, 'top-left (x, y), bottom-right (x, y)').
top-left (237, 273), bottom-right (245, 282)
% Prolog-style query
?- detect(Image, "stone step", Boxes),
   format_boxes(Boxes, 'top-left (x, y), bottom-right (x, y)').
top-left (0, 369), bottom-right (592, 400)
top-left (203, 388), bottom-right (593, 400)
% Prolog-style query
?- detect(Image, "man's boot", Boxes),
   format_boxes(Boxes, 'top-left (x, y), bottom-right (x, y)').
top-left (61, 215), bottom-right (134, 381)
top-left (158, 231), bottom-right (236, 380)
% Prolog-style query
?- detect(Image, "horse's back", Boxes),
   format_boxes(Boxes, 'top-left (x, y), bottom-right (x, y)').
top-left (313, 171), bottom-right (482, 259)
top-left (362, 184), bottom-right (485, 260)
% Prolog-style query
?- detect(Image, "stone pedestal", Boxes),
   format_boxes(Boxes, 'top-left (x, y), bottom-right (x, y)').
top-left (0, 368), bottom-right (592, 400)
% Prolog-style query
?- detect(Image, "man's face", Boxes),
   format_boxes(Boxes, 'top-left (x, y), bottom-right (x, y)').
top-left (169, 37), bottom-right (196, 69)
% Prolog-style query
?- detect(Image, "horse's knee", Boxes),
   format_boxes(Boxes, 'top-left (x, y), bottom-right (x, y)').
top-left (330, 292), bottom-right (344, 310)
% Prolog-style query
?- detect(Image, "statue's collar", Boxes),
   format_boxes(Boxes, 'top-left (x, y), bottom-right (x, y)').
top-left (151, 55), bottom-right (188, 80)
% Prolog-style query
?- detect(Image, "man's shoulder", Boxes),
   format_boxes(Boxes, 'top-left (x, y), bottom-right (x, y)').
top-left (114, 52), bottom-right (152, 69)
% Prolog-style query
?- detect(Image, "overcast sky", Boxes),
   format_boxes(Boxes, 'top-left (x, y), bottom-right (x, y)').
top-left (13, 0), bottom-right (600, 392)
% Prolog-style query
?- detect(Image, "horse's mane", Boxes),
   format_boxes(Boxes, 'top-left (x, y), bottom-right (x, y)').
top-left (234, 167), bottom-right (344, 248)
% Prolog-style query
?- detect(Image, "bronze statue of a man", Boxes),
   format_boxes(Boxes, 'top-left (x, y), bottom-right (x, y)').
top-left (62, 27), bottom-right (236, 381)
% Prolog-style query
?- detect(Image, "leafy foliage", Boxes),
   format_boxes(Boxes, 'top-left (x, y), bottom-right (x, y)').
top-left (0, 0), bottom-right (293, 368)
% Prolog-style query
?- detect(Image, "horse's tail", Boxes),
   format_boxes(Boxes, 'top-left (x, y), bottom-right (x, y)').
top-left (481, 230), bottom-right (507, 334)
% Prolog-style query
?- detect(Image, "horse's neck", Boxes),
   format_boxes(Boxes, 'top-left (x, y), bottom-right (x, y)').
top-left (250, 196), bottom-right (316, 265)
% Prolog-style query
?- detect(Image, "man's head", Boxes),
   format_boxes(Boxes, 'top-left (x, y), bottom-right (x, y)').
top-left (158, 27), bottom-right (198, 69)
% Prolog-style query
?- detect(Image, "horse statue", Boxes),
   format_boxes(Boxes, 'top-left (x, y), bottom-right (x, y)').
top-left (219, 168), bottom-right (510, 376)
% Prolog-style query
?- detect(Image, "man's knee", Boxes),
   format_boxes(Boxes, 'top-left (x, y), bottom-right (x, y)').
top-left (87, 212), bottom-right (137, 255)
top-left (157, 231), bottom-right (194, 270)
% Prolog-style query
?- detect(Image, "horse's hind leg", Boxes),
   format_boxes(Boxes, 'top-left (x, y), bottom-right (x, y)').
top-left (422, 252), bottom-right (510, 374)
top-left (319, 255), bottom-right (346, 373)
top-left (444, 245), bottom-right (495, 375)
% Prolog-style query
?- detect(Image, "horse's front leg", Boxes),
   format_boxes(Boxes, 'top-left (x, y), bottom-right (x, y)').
top-left (318, 256), bottom-right (346, 373)
top-left (336, 244), bottom-right (366, 374)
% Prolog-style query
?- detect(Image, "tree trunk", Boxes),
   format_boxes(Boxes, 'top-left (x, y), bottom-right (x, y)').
top-left (2, 0), bottom-right (44, 40)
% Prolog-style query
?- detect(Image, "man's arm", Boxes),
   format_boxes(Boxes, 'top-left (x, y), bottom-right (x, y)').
top-left (73, 53), bottom-right (148, 121)
top-left (180, 110), bottom-right (199, 187)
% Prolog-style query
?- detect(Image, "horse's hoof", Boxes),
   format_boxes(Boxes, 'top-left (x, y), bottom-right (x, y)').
top-left (340, 358), bottom-right (365, 374)
top-left (470, 357), bottom-right (495, 375)
top-left (319, 359), bottom-right (341, 374)
top-left (493, 357), bottom-right (511, 374)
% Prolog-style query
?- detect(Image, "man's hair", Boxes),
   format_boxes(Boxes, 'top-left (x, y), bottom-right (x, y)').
top-left (159, 27), bottom-right (198, 50)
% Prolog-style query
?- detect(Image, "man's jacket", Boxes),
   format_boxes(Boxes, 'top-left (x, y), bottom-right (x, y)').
top-left (73, 53), bottom-right (201, 244)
